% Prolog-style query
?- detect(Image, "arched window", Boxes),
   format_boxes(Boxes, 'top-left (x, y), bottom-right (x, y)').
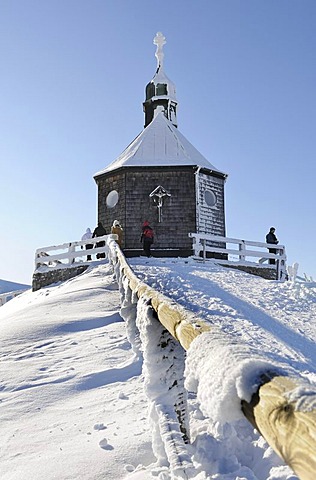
top-left (145, 82), bottom-right (155, 101)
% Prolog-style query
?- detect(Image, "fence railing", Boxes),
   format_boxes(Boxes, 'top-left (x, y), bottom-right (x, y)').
top-left (34, 234), bottom-right (117, 270)
top-left (189, 232), bottom-right (287, 281)
top-left (106, 236), bottom-right (315, 480)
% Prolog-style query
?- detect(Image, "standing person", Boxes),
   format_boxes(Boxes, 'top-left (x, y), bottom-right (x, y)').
top-left (111, 220), bottom-right (123, 247)
top-left (93, 222), bottom-right (107, 259)
top-left (81, 227), bottom-right (93, 261)
top-left (140, 221), bottom-right (154, 257)
top-left (266, 227), bottom-right (279, 265)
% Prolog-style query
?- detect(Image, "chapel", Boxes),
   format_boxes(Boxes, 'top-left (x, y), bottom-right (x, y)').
top-left (94, 32), bottom-right (227, 257)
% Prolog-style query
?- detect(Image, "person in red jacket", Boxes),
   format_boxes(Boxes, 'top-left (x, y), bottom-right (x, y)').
top-left (140, 221), bottom-right (154, 257)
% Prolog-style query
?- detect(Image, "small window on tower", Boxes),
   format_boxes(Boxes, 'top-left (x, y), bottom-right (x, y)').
top-left (204, 190), bottom-right (216, 207)
top-left (156, 83), bottom-right (167, 95)
top-left (106, 190), bottom-right (119, 208)
top-left (146, 83), bottom-right (155, 100)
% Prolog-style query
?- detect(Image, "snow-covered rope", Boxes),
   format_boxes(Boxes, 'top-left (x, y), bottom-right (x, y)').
top-left (136, 297), bottom-right (194, 479)
top-left (107, 237), bottom-right (316, 480)
top-left (114, 246), bottom-right (194, 477)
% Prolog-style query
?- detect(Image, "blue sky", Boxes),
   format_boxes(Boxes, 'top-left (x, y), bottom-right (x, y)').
top-left (1, 0), bottom-right (315, 284)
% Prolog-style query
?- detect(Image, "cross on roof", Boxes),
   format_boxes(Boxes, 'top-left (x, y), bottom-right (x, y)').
top-left (154, 32), bottom-right (166, 69)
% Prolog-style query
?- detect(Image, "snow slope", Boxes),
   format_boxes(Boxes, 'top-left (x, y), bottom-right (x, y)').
top-left (1, 257), bottom-right (315, 479)
top-left (129, 258), bottom-right (316, 376)
top-left (0, 265), bottom-right (154, 480)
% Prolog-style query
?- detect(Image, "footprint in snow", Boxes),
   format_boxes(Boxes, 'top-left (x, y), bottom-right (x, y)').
top-left (124, 464), bottom-right (135, 473)
top-left (118, 392), bottom-right (129, 400)
top-left (99, 438), bottom-right (113, 450)
top-left (94, 423), bottom-right (107, 431)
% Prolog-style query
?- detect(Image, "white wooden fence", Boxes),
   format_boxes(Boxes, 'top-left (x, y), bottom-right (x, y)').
top-left (189, 233), bottom-right (287, 281)
top-left (34, 234), bottom-right (117, 269)
top-left (35, 232), bottom-right (287, 282)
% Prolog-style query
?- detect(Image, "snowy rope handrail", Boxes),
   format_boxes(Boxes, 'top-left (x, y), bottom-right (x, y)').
top-left (107, 237), bottom-right (316, 480)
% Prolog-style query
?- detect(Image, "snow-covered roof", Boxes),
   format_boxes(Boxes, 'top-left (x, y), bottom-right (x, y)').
top-left (94, 112), bottom-right (226, 177)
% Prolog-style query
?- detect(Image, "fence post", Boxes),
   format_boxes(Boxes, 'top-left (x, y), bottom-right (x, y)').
top-left (190, 234), bottom-right (200, 258)
top-left (239, 240), bottom-right (246, 261)
top-left (68, 243), bottom-right (75, 264)
top-left (276, 247), bottom-right (287, 281)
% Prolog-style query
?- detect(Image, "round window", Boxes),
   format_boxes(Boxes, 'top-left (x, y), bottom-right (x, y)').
top-left (106, 190), bottom-right (119, 208)
top-left (204, 190), bottom-right (216, 207)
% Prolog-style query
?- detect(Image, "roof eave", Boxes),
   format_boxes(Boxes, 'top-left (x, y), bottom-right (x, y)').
top-left (94, 164), bottom-right (228, 182)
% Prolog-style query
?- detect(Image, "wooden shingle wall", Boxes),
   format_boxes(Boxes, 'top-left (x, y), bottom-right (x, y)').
top-left (95, 166), bottom-right (226, 255)
top-left (197, 172), bottom-right (226, 236)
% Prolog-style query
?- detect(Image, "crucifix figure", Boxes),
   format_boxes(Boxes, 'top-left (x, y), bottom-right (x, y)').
top-left (149, 185), bottom-right (171, 223)
top-left (153, 32), bottom-right (166, 70)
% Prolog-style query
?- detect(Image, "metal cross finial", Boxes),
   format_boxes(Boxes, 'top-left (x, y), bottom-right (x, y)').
top-left (153, 32), bottom-right (166, 69)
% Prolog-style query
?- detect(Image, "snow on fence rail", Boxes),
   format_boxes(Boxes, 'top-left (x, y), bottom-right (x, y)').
top-left (34, 234), bottom-right (117, 269)
top-left (189, 232), bottom-right (287, 281)
top-left (106, 237), bottom-right (316, 480)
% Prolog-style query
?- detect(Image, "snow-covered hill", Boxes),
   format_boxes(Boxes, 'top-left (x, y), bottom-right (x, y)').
top-left (0, 258), bottom-right (315, 480)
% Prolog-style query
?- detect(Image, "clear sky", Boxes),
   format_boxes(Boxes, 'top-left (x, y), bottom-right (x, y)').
top-left (1, 0), bottom-right (315, 285)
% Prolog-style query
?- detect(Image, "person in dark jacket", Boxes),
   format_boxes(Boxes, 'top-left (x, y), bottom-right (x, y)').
top-left (266, 227), bottom-right (279, 264)
top-left (140, 221), bottom-right (154, 257)
top-left (93, 222), bottom-right (107, 259)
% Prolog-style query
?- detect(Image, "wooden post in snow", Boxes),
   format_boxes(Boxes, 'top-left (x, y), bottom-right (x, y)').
top-left (242, 375), bottom-right (316, 480)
